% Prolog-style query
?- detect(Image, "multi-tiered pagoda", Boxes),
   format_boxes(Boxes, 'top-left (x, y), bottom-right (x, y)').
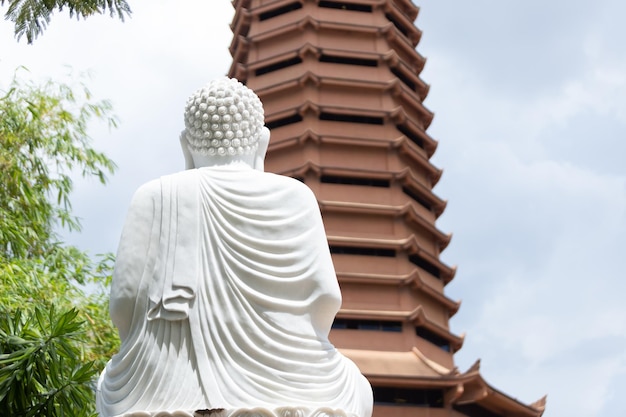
top-left (228, 1), bottom-right (546, 416)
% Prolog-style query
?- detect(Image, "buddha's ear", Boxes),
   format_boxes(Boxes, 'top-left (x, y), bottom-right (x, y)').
top-left (180, 131), bottom-right (195, 170)
top-left (254, 127), bottom-right (270, 171)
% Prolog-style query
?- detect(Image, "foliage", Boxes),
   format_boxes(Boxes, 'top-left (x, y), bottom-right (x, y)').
top-left (0, 249), bottom-right (119, 364)
top-left (0, 308), bottom-right (98, 417)
top-left (0, 73), bottom-right (116, 259)
top-left (0, 72), bottom-right (120, 415)
top-left (0, 73), bottom-right (115, 258)
top-left (1, 0), bottom-right (132, 43)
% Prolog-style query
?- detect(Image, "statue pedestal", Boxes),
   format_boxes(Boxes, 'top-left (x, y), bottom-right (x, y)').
top-left (116, 407), bottom-right (352, 417)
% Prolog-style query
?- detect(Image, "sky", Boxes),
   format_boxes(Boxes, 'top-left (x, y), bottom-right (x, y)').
top-left (2, 1), bottom-right (625, 416)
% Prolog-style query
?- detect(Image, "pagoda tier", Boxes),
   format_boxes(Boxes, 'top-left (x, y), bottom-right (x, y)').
top-left (228, 1), bottom-right (544, 416)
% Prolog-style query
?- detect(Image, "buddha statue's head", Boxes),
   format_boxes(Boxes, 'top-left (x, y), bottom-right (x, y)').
top-left (181, 77), bottom-right (268, 169)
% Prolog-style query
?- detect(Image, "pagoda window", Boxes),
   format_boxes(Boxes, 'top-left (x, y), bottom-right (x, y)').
top-left (372, 387), bottom-right (445, 407)
top-left (415, 327), bottom-right (451, 352)
top-left (332, 319), bottom-right (402, 332)
top-left (402, 186), bottom-right (433, 212)
top-left (255, 56), bottom-right (303, 76)
top-left (409, 254), bottom-right (440, 279)
top-left (319, 54), bottom-right (378, 67)
top-left (390, 67), bottom-right (416, 91)
top-left (329, 246), bottom-right (395, 257)
top-left (318, 1), bottom-right (372, 13)
top-left (258, 2), bottom-right (303, 21)
top-left (265, 113), bottom-right (303, 129)
top-left (319, 112), bottom-right (384, 125)
top-left (321, 175), bottom-right (390, 187)
top-left (396, 123), bottom-right (425, 149)
top-left (384, 13), bottom-right (409, 37)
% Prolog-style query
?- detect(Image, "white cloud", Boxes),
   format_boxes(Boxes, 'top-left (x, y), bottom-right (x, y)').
top-left (419, 3), bottom-right (626, 416)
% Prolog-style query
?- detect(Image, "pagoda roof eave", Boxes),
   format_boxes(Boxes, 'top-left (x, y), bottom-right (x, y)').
top-left (262, 131), bottom-right (443, 189)
top-left (229, 7), bottom-right (252, 35)
top-left (340, 347), bottom-right (456, 380)
top-left (335, 270), bottom-right (461, 314)
top-left (388, 83), bottom-right (434, 129)
top-left (319, 199), bottom-right (450, 248)
top-left (382, 1), bottom-right (422, 46)
top-left (231, 0), bottom-right (252, 9)
top-left (382, 24), bottom-right (426, 72)
top-left (324, 232), bottom-right (456, 284)
top-left (336, 306), bottom-right (464, 350)
top-left (383, 50), bottom-right (429, 99)
top-left (455, 361), bottom-right (547, 417)
top-left (397, 168), bottom-right (447, 218)
top-left (339, 348), bottom-right (546, 416)
top-left (390, 0), bottom-right (419, 21)
top-left (396, 139), bottom-right (443, 188)
top-left (229, 35), bottom-right (250, 65)
top-left (247, 15), bottom-right (381, 44)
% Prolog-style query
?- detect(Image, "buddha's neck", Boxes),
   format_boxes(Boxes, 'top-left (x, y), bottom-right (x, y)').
top-left (191, 153), bottom-right (254, 170)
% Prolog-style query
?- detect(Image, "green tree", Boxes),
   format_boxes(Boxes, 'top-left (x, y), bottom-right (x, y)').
top-left (0, 72), bottom-right (119, 416)
top-left (1, 0), bottom-right (132, 43)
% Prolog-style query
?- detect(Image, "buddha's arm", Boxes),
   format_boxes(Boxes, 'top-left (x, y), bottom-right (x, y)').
top-left (294, 182), bottom-right (343, 336)
top-left (109, 180), bottom-right (160, 341)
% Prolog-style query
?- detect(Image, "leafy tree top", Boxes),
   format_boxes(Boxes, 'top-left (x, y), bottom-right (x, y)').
top-left (0, 70), bottom-right (117, 260)
top-left (1, 0), bottom-right (132, 43)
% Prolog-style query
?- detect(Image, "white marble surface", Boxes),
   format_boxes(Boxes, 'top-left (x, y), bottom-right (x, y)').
top-left (97, 79), bottom-right (372, 417)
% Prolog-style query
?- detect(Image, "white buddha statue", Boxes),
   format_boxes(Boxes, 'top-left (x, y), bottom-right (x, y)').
top-left (96, 78), bottom-right (373, 417)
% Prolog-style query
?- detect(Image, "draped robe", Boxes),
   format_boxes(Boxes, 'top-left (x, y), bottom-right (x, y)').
top-left (96, 167), bottom-right (372, 417)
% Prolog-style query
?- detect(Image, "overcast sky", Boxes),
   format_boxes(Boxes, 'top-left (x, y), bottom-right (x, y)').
top-left (2, 1), bottom-right (625, 416)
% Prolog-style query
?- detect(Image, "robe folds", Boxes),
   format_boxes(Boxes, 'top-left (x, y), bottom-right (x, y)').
top-left (96, 167), bottom-right (373, 417)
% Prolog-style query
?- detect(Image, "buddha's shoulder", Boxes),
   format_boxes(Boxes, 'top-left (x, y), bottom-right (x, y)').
top-left (263, 172), bottom-right (316, 196)
top-left (132, 170), bottom-right (196, 199)
top-left (131, 178), bottom-right (161, 203)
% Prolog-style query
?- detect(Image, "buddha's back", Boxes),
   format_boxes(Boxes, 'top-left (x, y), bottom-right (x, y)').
top-left (96, 78), bottom-right (373, 417)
